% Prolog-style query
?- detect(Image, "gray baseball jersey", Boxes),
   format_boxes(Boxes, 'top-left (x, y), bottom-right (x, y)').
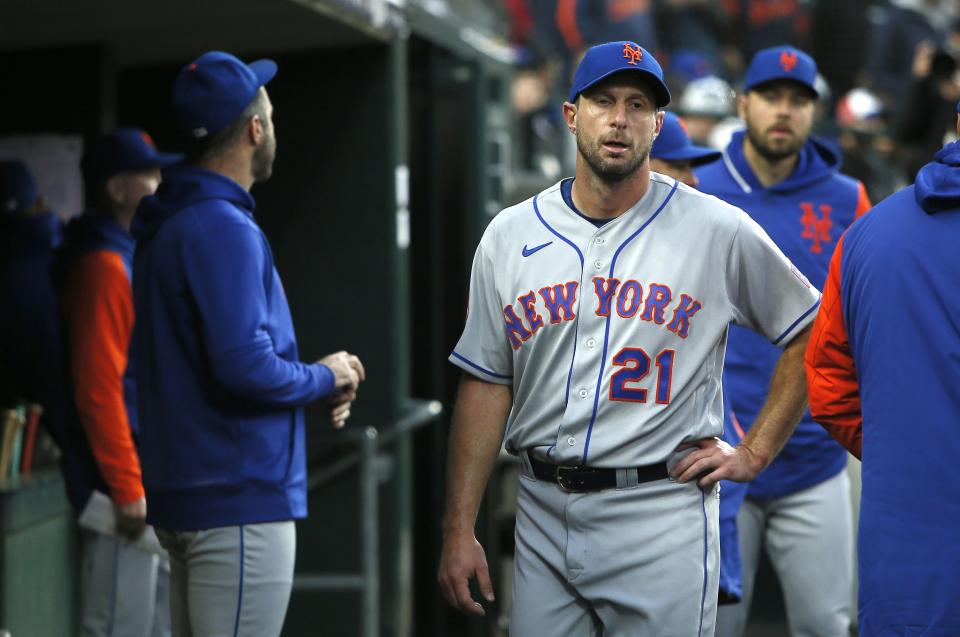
top-left (450, 174), bottom-right (820, 467)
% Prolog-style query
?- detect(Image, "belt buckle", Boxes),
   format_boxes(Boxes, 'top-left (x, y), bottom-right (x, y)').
top-left (556, 465), bottom-right (584, 492)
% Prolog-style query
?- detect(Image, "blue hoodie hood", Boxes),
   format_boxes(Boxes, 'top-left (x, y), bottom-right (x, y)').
top-left (723, 130), bottom-right (841, 194)
top-left (915, 140), bottom-right (960, 214)
top-left (52, 211), bottom-right (135, 293)
top-left (132, 164), bottom-right (255, 244)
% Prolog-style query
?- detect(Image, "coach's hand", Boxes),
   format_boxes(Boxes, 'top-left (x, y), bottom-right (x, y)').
top-left (328, 388), bottom-right (357, 429)
top-left (115, 496), bottom-right (147, 540)
top-left (438, 532), bottom-right (495, 616)
top-left (670, 437), bottom-right (764, 490)
top-left (319, 351), bottom-right (366, 392)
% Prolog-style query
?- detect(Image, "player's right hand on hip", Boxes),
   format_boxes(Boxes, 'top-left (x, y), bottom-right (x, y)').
top-left (318, 351), bottom-right (366, 391)
top-left (438, 532), bottom-right (495, 616)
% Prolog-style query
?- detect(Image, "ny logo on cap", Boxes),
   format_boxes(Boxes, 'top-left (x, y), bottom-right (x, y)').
top-left (780, 51), bottom-right (798, 72)
top-left (622, 43), bottom-right (643, 66)
top-left (140, 131), bottom-right (157, 149)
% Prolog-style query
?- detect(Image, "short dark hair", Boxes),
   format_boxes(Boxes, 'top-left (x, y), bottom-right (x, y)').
top-left (184, 88), bottom-right (268, 165)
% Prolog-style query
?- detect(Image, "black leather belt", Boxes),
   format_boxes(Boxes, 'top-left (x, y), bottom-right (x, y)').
top-left (528, 455), bottom-right (669, 492)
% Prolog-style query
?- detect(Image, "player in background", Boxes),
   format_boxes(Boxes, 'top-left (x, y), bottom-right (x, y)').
top-left (55, 129), bottom-right (181, 637)
top-left (650, 111), bottom-right (721, 187)
top-left (438, 41), bottom-right (819, 635)
top-left (696, 46), bottom-right (871, 637)
top-left (805, 101), bottom-right (960, 637)
top-left (648, 113), bottom-right (752, 607)
top-left (131, 52), bottom-right (365, 636)
top-left (0, 161), bottom-right (67, 459)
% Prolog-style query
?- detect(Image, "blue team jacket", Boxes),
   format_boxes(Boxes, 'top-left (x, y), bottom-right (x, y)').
top-left (827, 141), bottom-right (960, 634)
top-left (131, 165), bottom-right (334, 530)
top-left (697, 131), bottom-right (868, 500)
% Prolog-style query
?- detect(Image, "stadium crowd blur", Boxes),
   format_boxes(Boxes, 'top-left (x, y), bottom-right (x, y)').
top-left (503, 0), bottom-right (960, 205)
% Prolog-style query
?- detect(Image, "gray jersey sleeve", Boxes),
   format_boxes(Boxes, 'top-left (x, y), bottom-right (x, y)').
top-left (449, 239), bottom-right (514, 385)
top-left (726, 211), bottom-right (821, 346)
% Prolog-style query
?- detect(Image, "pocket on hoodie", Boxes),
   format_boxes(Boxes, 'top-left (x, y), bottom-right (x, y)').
top-left (141, 415), bottom-right (244, 491)
top-left (239, 413), bottom-right (294, 484)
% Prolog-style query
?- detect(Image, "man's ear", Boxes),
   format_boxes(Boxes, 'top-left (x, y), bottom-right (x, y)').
top-left (562, 101), bottom-right (578, 134)
top-left (249, 114), bottom-right (264, 146)
top-left (105, 175), bottom-right (125, 206)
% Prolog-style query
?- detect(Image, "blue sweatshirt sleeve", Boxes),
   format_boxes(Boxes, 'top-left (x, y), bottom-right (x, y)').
top-left (182, 218), bottom-right (335, 407)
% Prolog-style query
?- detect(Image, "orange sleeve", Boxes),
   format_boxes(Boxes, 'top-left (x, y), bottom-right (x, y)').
top-left (63, 251), bottom-right (144, 505)
top-left (804, 235), bottom-right (862, 458)
top-left (854, 181), bottom-right (872, 219)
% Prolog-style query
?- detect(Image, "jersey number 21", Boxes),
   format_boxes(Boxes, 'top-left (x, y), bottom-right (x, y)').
top-left (609, 347), bottom-right (675, 404)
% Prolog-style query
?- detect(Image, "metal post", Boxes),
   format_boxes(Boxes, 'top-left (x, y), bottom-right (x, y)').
top-left (360, 426), bottom-right (380, 637)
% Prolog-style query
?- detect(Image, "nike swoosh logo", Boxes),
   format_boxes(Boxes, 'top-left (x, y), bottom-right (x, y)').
top-left (522, 241), bottom-right (553, 257)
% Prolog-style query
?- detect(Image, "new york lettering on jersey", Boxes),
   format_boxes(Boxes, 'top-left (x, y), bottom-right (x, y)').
top-left (503, 276), bottom-right (702, 349)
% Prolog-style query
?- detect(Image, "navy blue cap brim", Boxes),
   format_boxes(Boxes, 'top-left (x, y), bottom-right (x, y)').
top-left (152, 152), bottom-right (185, 167)
top-left (249, 59), bottom-right (277, 88)
top-left (100, 152), bottom-right (184, 177)
top-left (575, 68), bottom-right (671, 107)
top-left (744, 77), bottom-right (818, 98)
top-left (654, 145), bottom-right (721, 164)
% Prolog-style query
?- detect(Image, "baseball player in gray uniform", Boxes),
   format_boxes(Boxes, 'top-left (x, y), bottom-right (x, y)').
top-left (437, 41), bottom-right (820, 636)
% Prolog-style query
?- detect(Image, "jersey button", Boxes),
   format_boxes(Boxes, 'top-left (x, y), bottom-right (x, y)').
top-left (567, 436), bottom-right (576, 446)
top-left (586, 337), bottom-right (596, 348)
top-left (594, 237), bottom-right (605, 245)
top-left (578, 388), bottom-right (588, 399)
top-left (593, 260), bottom-right (603, 270)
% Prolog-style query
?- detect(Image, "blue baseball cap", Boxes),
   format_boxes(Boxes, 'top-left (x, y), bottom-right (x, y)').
top-left (0, 160), bottom-right (39, 214)
top-left (743, 46), bottom-right (818, 97)
top-left (82, 128), bottom-right (182, 183)
top-left (651, 113), bottom-right (720, 166)
top-left (173, 51), bottom-right (277, 139)
top-left (569, 41), bottom-right (671, 107)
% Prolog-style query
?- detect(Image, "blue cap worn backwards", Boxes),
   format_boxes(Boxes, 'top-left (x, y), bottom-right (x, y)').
top-left (743, 46), bottom-right (818, 97)
top-left (569, 41), bottom-right (671, 107)
top-left (173, 51), bottom-right (277, 139)
top-left (651, 112), bottom-right (721, 166)
top-left (0, 160), bottom-right (39, 214)
top-left (82, 128), bottom-right (182, 183)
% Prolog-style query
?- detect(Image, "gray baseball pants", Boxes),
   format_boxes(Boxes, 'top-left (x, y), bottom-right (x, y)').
top-left (715, 470), bottom-right (853, 637)
top-left (81, 531), bottom-right (171, 637)
top-left (156, 521), bottom-right (296, 637)
top-left (510, 453), bottom-right (719, 636)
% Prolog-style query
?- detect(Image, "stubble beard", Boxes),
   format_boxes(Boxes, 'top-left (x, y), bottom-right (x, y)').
top-left (252, 132), bottom-right (277, 183)
top-left (745, 123), bottom-right (804, 163)
top-left (577, 129), bottom-right (649, 184)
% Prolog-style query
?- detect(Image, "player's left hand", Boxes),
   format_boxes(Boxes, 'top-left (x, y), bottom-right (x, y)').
top-left (328, 388), bottom-right (357, 429)
top-left (669, 437), bottom-right (764, 490)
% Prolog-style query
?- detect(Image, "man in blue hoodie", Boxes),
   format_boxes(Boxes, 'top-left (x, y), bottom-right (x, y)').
top-left (56, 128), bottom-right (181, 637)
top-left (697, 46), bottom-right (871, 637)
top-left (131, 52), bottom-right (365, 637)
top-left (806, 103), bottom-right (960, 637)
top-left (0, 161), bottom-right (66, 445)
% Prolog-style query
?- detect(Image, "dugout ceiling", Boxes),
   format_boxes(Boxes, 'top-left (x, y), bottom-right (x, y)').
top-left (0, 0), bottom-right (393, 65)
